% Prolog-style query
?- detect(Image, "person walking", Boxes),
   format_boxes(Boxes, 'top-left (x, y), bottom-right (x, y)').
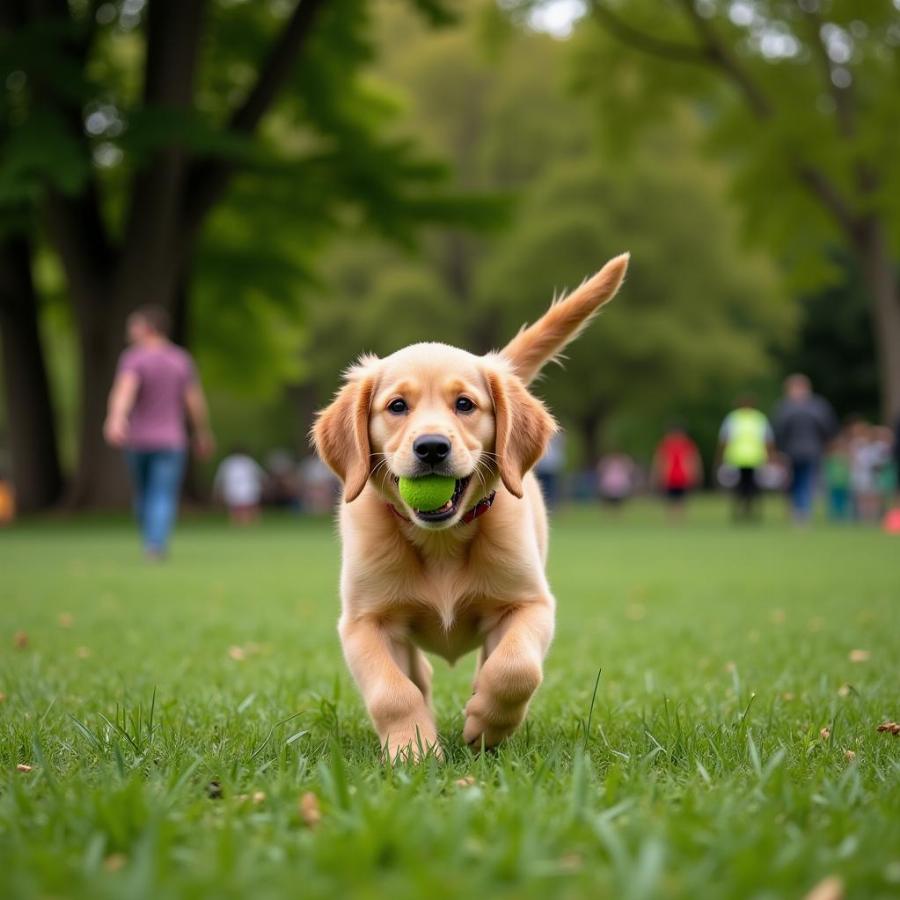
top-left (214, 447), bottom-right (266, 525)
top-left (773, 374), bottom-right (837, 524)
top-left (104, 305), bottom-right (214, 559)
top-left (717, 395), bottom-right (774, 521)
top-left (823, 429), bottom-right (852, 521)
top-left (653, 424), bottom-right (703, 521)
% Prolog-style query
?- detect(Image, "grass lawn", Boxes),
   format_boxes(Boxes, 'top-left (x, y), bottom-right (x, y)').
top-left (1, 500), bottom-right (898, 899)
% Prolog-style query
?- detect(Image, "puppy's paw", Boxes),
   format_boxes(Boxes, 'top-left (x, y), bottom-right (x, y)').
top-left (382, 722), bottom-right (442, 763)
top-left (463, 693), bottom-right (525, 749)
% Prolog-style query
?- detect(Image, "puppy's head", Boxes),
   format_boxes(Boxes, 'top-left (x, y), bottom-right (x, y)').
top-left (312, 345), bottom-right (555, 528)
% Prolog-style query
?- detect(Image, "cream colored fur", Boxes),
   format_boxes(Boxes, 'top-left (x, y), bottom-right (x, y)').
top-left (312, 253), bottom-right (629, 759)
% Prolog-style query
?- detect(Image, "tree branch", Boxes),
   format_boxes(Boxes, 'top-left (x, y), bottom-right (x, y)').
top-left (674, 0), bottom-right (859, 237)
top-left (798, 6), bottom-right (854, 138)
top-left (587, 1), bottom-right (710, 65)
top-left (228, 0), bottom-right (330, 136)
top-left (181, 0), bottom-right (329, 236)
top-left (799, 5), bottom-right (880, 206)
top-left (15, 0), bottom-right (115, 305)
top-left (675, 0), bottom-right (772, 117)
top-left (592, 0), bottom-right (860, 239)
top-left (115, 0), bottom-right (207, 311)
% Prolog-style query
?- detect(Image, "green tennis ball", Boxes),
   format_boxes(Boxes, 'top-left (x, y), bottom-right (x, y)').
top-left (398, 475), bottom-right (456, 511)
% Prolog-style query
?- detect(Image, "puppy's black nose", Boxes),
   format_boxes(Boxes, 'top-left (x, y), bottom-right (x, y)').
top-left (413, 434), bottom-right (451, 465)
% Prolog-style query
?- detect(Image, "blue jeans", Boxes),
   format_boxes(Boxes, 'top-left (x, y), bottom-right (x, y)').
top-left (125, 449), bottom-right (186, 553)
top-left (789, 459), bottom-right (817, 522)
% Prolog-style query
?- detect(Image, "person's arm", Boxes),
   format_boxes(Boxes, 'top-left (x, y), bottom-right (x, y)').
top-left (764, 420), bottom-right (776, 462)
top-left (820, 399), bottom-right (839, 441)
top-left (772, 402), bottom-right (786, 451)
top-left (103, 371), bottom-right (139, 447)
top-left (184, 381), bottom-right (215, 459)
top-left (690, 444), bottom-right (704, 486)
top-left (714, 417), bottom-right (730, 468)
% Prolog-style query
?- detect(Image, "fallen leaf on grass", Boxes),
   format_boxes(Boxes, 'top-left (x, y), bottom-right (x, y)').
top-left (299, 792), bottom-right (321, 828)
top-left (16, 763), bottom-right (33, 773)
top-left (103, 854), bottom-right (127, 873)
top-left (206, 780), bottom-right (223, 800)
top-left (849, 649), bottom-right (870, 663)
top-left (877, 721), bottom-right (900, 735)
top-left (804, 875), bottom-right (844, 900)
top-left (13, 631), bottom-right (28, 649)
top-left (559, 853), bottom-right (583, 872)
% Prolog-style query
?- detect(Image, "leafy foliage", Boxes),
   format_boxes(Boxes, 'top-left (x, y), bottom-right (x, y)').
top-left (303, 2), bottom-right (791, 464)
top-left (563, 0), bottom-right (900, 273)
top-left (0, 0), bottom-right (502, 482)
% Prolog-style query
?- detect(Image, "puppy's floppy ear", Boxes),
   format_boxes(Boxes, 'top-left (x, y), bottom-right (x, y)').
top-left (312, 366), bottom-right (375, 503)
top-left (486, 369), bottom-right (557, 499)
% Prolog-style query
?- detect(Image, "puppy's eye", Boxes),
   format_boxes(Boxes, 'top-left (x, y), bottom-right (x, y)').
top-left (455, 396), bottom-right (475, 413)
top-left (387, 398), bottom-right (408, 415)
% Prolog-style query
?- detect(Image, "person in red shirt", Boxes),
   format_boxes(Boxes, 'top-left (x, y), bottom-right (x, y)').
top-left (653, 424), bottom-right (703, 519)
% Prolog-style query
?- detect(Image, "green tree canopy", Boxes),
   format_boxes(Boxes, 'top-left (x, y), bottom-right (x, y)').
top-left (546, 0), bottom-right (900, 420)
top-left (302, 2), bottom-right (791, 467)
top-left (0, 0), bottom-right (499, 507)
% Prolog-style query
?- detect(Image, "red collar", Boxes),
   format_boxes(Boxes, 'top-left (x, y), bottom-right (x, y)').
top-left (387, 491), bottom-right (496, 526)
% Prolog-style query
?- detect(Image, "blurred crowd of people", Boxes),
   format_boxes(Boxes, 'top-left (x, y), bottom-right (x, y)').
top-left (213, 447), bottom-right (339, 525)
top-left (1, 313), bottom-right (895, 553)
top-left (537, 373), bottom-right (899, 529)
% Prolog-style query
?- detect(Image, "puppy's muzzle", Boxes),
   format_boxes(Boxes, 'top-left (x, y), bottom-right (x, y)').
top-left (413, 434), bottom-right (451, 467)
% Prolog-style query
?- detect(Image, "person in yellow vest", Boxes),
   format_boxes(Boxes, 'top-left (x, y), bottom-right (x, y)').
top-left (717, 395), bottom-right (775, 520)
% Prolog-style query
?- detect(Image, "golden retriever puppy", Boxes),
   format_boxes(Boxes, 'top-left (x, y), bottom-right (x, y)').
top-left (313, 253), bottom-right (629, 759)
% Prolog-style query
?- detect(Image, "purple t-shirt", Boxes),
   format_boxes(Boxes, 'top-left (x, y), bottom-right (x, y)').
top-left (116, 343), bottom-right (197, 450)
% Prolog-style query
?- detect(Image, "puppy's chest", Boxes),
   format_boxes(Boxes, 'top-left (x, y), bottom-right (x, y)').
top-left (393, 558), bottom-right (523, 661)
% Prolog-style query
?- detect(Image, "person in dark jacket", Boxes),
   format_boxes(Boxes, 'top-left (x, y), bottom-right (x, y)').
top-left (773, 374), bottom-right (837, 524)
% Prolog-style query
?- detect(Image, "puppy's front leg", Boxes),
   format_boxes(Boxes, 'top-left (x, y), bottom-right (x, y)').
top-left (340, 615), bottom-right (439, 761)
top-left (464, 599), bottom-right (554, 748)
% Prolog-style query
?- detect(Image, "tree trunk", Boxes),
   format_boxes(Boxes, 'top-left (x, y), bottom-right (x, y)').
top-left (29, 0), bottom-right (327, 509)
top-left (170, 271), bottom-right (191, 348)
top-left (0, 234), bottom-right (64, 511)
top-left (858, 221), bottom-right (900, 423)
top-left (579, 413), bottom-right (603, 467)
top-left (67, 303), bottom-right (131, 508)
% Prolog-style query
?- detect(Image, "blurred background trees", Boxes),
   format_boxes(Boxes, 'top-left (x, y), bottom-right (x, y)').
top-left (1, 0), bottom-right (894, 509)
top-left (565, 0), bottom-right (900, 420)
top-left (0, 0), bottom-right (495, 508)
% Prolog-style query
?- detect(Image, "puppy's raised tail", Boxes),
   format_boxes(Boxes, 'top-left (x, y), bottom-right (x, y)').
top-left (500, 253), bottom-right (629, 385)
